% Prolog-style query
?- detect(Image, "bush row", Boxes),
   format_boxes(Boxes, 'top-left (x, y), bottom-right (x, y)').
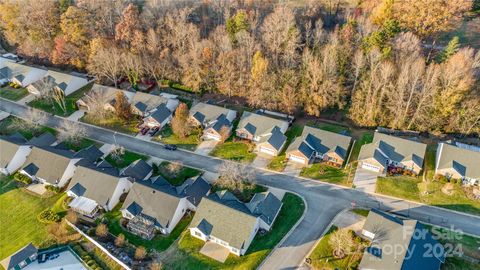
top-left (13, 173), bottom-right (32, 184)
top-left (71, 244), bottom-right (103, 270)
top-left (45, 185), bottom-right (61, 193)
top-left (37, 209), bottom-right (61, 223)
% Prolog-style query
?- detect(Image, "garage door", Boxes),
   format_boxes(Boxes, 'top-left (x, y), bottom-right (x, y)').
top-left (205, 133), bottom-right (221, 141)
top-left (289, 155), bottom-right (306, 164)
top-left (361, 162), bottom-right (381, 172)
top-left (259, 146), bottom-right (275, 156)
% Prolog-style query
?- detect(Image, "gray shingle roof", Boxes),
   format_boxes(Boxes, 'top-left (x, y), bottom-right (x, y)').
top-left (0, 134), bottom-right (27, 168)
top-left (286, 126), bottom-right (352, 161)
top-left (211, 114), bottom-right (231, 133)
top-left (190, 190), bottom-right (282, 250)
top-left (360, 209), bottom-right (445, 270)
top-left (237, 111), bottom-right (289, 137)
top-left (267, 126), bottom-right (287, 151)
top-left (192, 111), bottom-right (205, 124)
top-left (189, 102), bottom-right (235, 126)
top-left (436, 142), bottom-right (480, 179)
top-left (67, 162), bottom-right (121, 206)
top-left (22, 145), bottom-right (74, 184)
top-left (27, 132), bottom-right (56, 147)
top-left (359, 132), bottom-right (426, 168)
top-left (121, 159), bottom-right (152, 181)
top-left (0, 243), bottom-right (37, 270)
top-left (74, 145), bottom-right (103, 163)
top-left (148, 104), bottom-right (172, 124)
top-left (134, 102), bottom-right (148, 113)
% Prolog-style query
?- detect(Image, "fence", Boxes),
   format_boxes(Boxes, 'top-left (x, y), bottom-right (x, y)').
top-left (66, 220), bottom-right (131, 270)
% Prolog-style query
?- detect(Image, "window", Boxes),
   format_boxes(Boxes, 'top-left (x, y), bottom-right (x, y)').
top-left (194, 231), bottom-right (202, 237)
top-left (19, 261), bottom-right (27, 267)
top-left (231, 248), bottom-right (239, 254)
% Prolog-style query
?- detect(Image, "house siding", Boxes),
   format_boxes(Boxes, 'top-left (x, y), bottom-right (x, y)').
top-left (107, 177), bottom-right (133, 211)
top-left (4, 145), bottom-right (31, 175)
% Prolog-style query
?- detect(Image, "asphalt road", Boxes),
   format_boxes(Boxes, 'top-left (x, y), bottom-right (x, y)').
top-left (2, 98), bottom-right (480, 269)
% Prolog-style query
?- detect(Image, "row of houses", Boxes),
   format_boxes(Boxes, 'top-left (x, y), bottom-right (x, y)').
top-left (0, 132), bottom-right (283, 258)
top-left (358, 132), bottom-right (480, 185)
top-left (0, 56), bottom-right (92, 97)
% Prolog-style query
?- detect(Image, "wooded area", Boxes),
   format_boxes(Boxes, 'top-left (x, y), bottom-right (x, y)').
top-left (0, 0), bottom-right (479, 135)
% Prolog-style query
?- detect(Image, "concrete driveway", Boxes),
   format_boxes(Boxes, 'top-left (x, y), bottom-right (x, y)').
top-left (251, 154), bottom-right (273, 168)
top-left (353, 167), bottom-right (380, 193)
top-left (283, 161), bottom-right (303, 177)
top-left (194, 140), bottom-right (218, 156)
top-left (0, 110), bottom-right (10, 121)
top-left (66, 110), bottom-right (85, 121)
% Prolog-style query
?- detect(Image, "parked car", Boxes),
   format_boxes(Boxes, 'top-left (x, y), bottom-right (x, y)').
top-left (149, 127), bottom-right (160, 136)
top-left (140, 127), bottom-right (150, 135)
top-left (164, 144), bottom-right (177, 151)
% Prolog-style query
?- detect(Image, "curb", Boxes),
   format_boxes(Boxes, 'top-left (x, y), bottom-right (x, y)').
top-left (301, 208), bottom-right (349, 268)
top-left (256, 190), bottom-right (308, 270)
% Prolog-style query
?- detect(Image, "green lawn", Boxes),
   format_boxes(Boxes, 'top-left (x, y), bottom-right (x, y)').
top-left (28, 83), bottom-right (93, 116)
top-left (0, 85), bottom-right (29, 101)
top-left (307, 121), bottom-right (350, 134)
top-left (155, 161), bottom-right (202, 186)
top-left (424, 144), bottom-right (437, 180)
top-left (267, 155), bottom-right (287, 171)
top-left (349, 131), bottom-right (374, 163)
top-left (61, 138), bottom-right (97, 152)
top-left (300, 163), bottom-right (350, 186)
top-left (351, 208), bottom-right (370, 217)
top-left (105, 150), bottom-right (149, 168)
top-left (162, 193), bottom-right (305, 270)
top-left (0, 175), bottom-right (63, 260)
top-left (210, 141), bottom-right (256, 163)
top-left (155, 125), bottom-right (201, 151)
top-left (376, 176), bottom-right (480, 215)
top-left (81, 112), bottom-right (140, 135)
top-left (376, 176), bottom-right (421, 201)
top-left (104, 205), bottom-right (193, 252)
top-left (309, 226), bottom-right (366, 270)
top-left (0, 115), bottom-right (56, 140)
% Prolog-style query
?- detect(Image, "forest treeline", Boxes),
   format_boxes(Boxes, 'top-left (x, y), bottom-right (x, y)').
top-left (0, 0), bottom-right (479, 135)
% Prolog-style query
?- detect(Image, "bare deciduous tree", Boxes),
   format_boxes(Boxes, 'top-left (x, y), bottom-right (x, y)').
top-left (215, 161), bottom-right (255, 192)
top-left (13, 108), bottom-right (47, 131)
top-left (329, 229), bottom-right (354, 259)
top-left (58, 120), bottom-right (87, 144)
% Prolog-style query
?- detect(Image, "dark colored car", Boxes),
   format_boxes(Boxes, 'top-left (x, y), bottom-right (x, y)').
top-left (149, 127), bottom-right (160, 136)
top-left (140, 127), bottom-right (150, 135)
top-left (164, 144), bottom-right (177, 151)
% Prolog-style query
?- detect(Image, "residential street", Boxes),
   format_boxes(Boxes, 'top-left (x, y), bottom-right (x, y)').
top-left (1, 98), bottom-right (480, 269)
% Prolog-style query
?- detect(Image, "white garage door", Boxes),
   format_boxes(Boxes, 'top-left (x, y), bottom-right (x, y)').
top-left (362, 162), bottom-right (381, 172)
top-left (205, 133), bottom-right (221, 141)
top-left (259, 146), bottom-right (275, 156)
top-left (289, 155), bottom-right (306, 164)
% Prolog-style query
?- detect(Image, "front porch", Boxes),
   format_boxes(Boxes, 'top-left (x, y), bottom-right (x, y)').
top-left (199, 241), bottom-right (231, 263)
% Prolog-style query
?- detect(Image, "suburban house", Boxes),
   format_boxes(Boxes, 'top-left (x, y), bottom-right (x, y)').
top-left (120, 159), bottom-right (153, 181)
top-left (20, 145), bottom-right (80, 188)
top-left (0, 243), bottom-right (38, 270)
top-left (236, 111), bottom-right (289, 156)
top-left (359, 209), bottom-right (445, 270)
top-left (285, 126), bottom-right (352, 167)
top-left (189, 102), bottom-right (237, 141)
top-left (0, 133), bottom-right (31, 175)
top-left (0, 61), bottom-right (47, 87)
top-left (358, 132), bottom-right (427, 175)
top-left (189, 190), bottom-right (282, 256)
top-left (67, 160), bottom-right (133, 217)
top-left (435, 142), bottom-right (480, 186)
top-left (121, 176), bottom-right (210, 239)
top-left (76, 84), bottom-right (179, 128)
top-left (27, 70), bottom-right (91, 97)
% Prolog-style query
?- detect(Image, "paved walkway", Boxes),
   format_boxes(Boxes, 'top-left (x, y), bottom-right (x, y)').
top-left (333, 210), bottom-right (367, 236)
top-left (353, 167), bottom-right (380, 193)
top-left (0, 110), bottom-right (10, 121)
top-left (251, 154), bottom-right (273, 168)
top-left (194, 140), bottom-right (218, 155)
top-left (66, 110), bottom-right (85, 121)
top-left (199, 241), bottom-right (230, 263)
top-left (17, 94), bottom-right (35, 105)
top-left (26, 183), bottom-right (47, 195)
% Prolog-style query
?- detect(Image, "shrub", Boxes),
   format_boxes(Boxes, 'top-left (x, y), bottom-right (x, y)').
top-left (95, 223), bottom-right (108, 237)
top-left (45, 185), bottom-right (61, 193)
top-left (37, 209), bottom-right (61, 223)
top-left (13, 173), bottom-right (32, 184)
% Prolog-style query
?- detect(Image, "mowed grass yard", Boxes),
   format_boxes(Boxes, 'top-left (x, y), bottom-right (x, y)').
top-left (0, 115), bottom-right (56, 139)
top-left (0, 85), bottom-right (29, 101)
top-left (0, 175), bottom-right (62, 260)
top-left (210, 141), bottom-right (257, 163)
top-left (155, 125), bottom-right (201, 151)
top-left (105, 150), bottom-right (149, 168)
top-left (81, 112), bottom-right (140, 135)
top-left (376, 176), bottom-right (480, 216)
top-left (155, 161), bottom-right (202, 186)
top-left (309, 226), bottom-right (366, 270)
top-left (162, 193), bottom-right (305, 270)
top-left (300, 163), bottom-right (350, 186)
top-left (28, 83), bottom-right (93, 116)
